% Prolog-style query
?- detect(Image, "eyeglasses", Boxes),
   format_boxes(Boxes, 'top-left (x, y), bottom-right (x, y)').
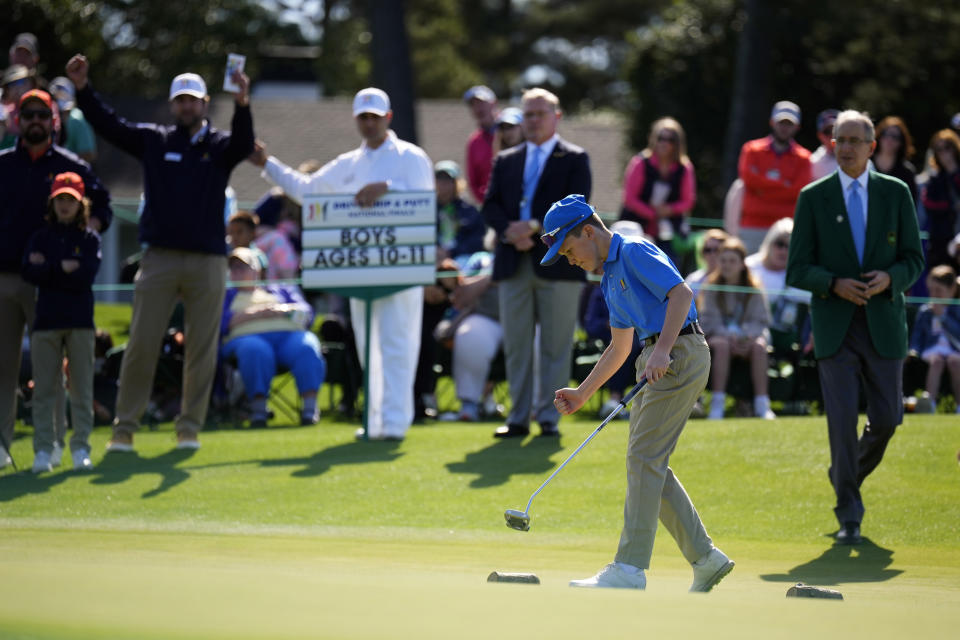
top-left (657, 134), bottom-right (678, 144)
top-left (541, 212), bottom-right (592, 249)
top-left (834, 136), bottom-right (871, 146)
top-left (20, 108), bottom-right (52, 121)
top-left (773, 239), bottom-right (789, 250)
top-left (701, 246), bottom-right (719, 255)
top-left (819, 128), bottom-right (834, 136)
top-left (881, 129), bottom-right (903, 140)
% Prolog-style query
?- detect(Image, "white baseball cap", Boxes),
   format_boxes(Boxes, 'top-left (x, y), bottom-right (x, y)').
top-left (352, 87), bottom-right (390, 117)
top-left (169, 73), bottom-right (208, 101)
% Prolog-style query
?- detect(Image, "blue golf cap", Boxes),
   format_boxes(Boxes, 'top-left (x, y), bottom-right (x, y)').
top-left (540, 194), bottom-right (596, 266)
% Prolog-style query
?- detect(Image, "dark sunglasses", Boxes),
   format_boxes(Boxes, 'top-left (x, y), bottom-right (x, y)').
top-left (773, 239), bottom-right (789, 249)
top-left (701, 246), bottom-right (719, 255)
top-left (658, 134), bottom-right (678, 144)
top-left (881, 129), bottom-right (903, 140)
top-left (20, 108), bottom-right (52, 121)
top-left (541, 212), bottom-right (592, 249)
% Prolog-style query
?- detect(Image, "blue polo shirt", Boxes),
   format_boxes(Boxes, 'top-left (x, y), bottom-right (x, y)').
top-left (602, 233), bottom-right (697, 340)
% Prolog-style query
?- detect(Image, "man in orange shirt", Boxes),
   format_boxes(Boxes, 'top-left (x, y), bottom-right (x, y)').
top-left (735, 101), bottom-right (812, 253)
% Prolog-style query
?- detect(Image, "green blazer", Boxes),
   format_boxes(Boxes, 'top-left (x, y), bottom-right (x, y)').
top-left (786, 171), bottom-right (924, 359)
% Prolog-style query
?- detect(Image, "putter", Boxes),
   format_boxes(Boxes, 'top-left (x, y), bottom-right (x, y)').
top-left (0, 428), bottom-right (16, 472)
top-left (504, 377), bottom-right (648, 531)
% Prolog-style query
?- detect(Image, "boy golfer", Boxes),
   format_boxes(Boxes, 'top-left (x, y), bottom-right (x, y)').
top-left (542, 194), bottom-right (733, 591)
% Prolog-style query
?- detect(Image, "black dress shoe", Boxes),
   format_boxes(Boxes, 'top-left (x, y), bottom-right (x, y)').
top-left (494, 423), bottom-right (529, 438)
top-left (835, 521), bottom-right (861, 545)
top-left (538, 422), bottom-right (560, 437)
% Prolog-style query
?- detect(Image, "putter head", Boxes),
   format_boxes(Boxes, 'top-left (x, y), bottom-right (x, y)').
top-left (504, 509), bottom-right (530, 531)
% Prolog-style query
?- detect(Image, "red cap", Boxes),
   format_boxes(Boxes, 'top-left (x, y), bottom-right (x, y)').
top-left (50, 172), bottom-right (85, 201)
top-left (18, 88), bottom-right (53, 111)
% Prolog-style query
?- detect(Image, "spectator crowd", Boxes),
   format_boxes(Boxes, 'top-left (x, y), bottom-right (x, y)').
top-left (2, 30), bottom-right (959, 482)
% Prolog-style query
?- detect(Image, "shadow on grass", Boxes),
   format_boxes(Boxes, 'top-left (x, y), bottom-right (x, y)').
top-left (760, 536), bottom-right (903, 585)
top-left (445, 436), bottom-right (563, 488)
top-left (0, 449), bottom-right (197, 501)
top-left (258, 440), bottom-right (403, 478)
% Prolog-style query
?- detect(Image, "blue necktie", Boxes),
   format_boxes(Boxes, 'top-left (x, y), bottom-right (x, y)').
top-left (520, 146), bottom-right (543, 221)
top-left (847, 181), bottom-right (865, 264)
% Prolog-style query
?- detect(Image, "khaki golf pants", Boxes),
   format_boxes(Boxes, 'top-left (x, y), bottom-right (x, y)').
top-left (31, 328), bottom-right (95, 454)
top-left (615, 332), bottom-right (714, 569)
top-left (0, 273), bottom-right (34, 446)
top-left (113, 248), bottom-right (226, 438)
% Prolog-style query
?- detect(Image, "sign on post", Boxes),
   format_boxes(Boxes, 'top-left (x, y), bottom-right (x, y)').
top-left (300, 191), bottom-right (437, 290)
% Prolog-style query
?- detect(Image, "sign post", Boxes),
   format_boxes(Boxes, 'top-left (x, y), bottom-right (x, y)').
top-left (301, 191), bottom-right (436, 439)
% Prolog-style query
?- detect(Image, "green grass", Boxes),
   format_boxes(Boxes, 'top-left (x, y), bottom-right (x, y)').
top-left (1, 414), bottom-right (959, 638)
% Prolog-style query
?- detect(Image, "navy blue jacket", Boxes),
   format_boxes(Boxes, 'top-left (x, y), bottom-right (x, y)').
top-left (482, 137), bottom-right (591, 282)
top-left (77, 85), bottom-right (254, 255)
top-left (21, 223), bottom-right (101, 331)
top-left (0, 141), bottom-right (111, 274)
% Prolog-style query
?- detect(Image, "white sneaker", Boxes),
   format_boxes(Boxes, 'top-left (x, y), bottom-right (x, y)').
top-left (753, 396), bottom-right (776, 420)
top-left (32, 450), bottom-right (53, 474)
top-left (690, 548), bottom-right (735, 592)
top-left (71, 448), bottom-right (93, 471)
top-left (570, 563), bottom-right (646, 589)
top-left (51, 442), bottom-right (63, 467)
top-left (1, 446), bottom-right (11, 469)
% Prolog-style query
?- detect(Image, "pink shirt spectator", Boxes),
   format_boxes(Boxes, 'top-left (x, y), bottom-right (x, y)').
top-left (254, 228), bottom-right (299, 280)
top-left (621, 153), bottom-right (696, 233)
top-left (465, 127), bottom-right (495, 204)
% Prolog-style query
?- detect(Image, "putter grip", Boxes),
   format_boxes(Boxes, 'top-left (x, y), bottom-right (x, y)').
top-left (621, 378), bottom-right (647, 406)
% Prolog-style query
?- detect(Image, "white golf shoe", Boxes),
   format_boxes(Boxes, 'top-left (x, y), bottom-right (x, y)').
top-left (32, 450), bottom-right (53, 474)
top-left (72, 448), bottom-right (93, 471)
top-left (1, 446), bottom-right (11, 469)
top-left (51, 442), bottom-right (63, 467)
top-left (570, 563), bottom-right (646, 589)
top-left (690, 548), bottom-right (735, 592)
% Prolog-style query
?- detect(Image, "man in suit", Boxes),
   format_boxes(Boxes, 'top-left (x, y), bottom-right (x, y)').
top-left (482, 87), bottom-right (591, 438)
top-left (786, 110), bottom-right (924, 544)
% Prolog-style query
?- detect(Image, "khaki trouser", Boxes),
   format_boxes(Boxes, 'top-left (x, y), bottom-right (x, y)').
top-left (0, 273), bottom-right (35, 446)
top-left (615, 332), bottom-right (714, 569)
top-left (113, 248), bottom-right (226, 438)
top-left (31, 328), bottom-right (95, 454)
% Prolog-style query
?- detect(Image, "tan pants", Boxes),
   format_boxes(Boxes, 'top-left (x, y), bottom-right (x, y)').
top-left (615, 332), bottom-right (714, 569)
top-left (0, 273), bottom-right (35, 445)
top-left (113, 248), bottom-right (226, 438)
top-left (31, 328), bottom-right (95, 454)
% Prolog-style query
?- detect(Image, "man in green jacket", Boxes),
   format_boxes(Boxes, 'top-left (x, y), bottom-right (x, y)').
top-left (786, 110), bottom-right (923, 545)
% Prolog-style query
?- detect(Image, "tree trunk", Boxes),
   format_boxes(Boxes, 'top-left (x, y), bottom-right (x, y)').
top-left (722, 0), bottom-right (775, 188)
top-left (367, 0), bottom-right (418, 144)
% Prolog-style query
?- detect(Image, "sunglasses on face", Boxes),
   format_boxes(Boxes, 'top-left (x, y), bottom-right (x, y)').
top-left (20, 108), bottom-right (52, 121)
top-left (881, 129), bottom-right (903, 140)
top-left (658, 134), bottom-right (678, 144)
top-left (541, 212), bottom-right (592, 249)
top-left (773, 239), bottom-right (789, 250)
top-left (701, 245), bottom-right (719, 255)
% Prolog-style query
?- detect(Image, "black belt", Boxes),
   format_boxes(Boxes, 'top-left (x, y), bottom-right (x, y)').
top-left (645, 321), bottom-right (703, 346)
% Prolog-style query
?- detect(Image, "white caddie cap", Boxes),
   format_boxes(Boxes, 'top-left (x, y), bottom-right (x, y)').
top-left (352, 87), bottom-right (390, 117)
top-left (169, 73), bottom-right (208, 101)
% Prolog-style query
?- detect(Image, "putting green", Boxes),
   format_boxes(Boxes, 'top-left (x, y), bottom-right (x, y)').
top-left (1, 414), bottom-right (958, 638)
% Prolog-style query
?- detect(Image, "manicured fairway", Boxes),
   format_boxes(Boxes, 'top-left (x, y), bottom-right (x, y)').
top-left (1, 414), bottom-right (958, 638)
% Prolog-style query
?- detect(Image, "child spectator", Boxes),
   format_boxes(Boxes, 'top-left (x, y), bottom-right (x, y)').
top-left (698, 237), bottom-right (774, 420)
top-left (685, 229), bottom-right (729, 297)
top-left (226, 210), bottom-right (269, 273)
top-left (909, 265), bottom-right (960, 412)
top-left (21, 172), bottom-right (101, 471)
